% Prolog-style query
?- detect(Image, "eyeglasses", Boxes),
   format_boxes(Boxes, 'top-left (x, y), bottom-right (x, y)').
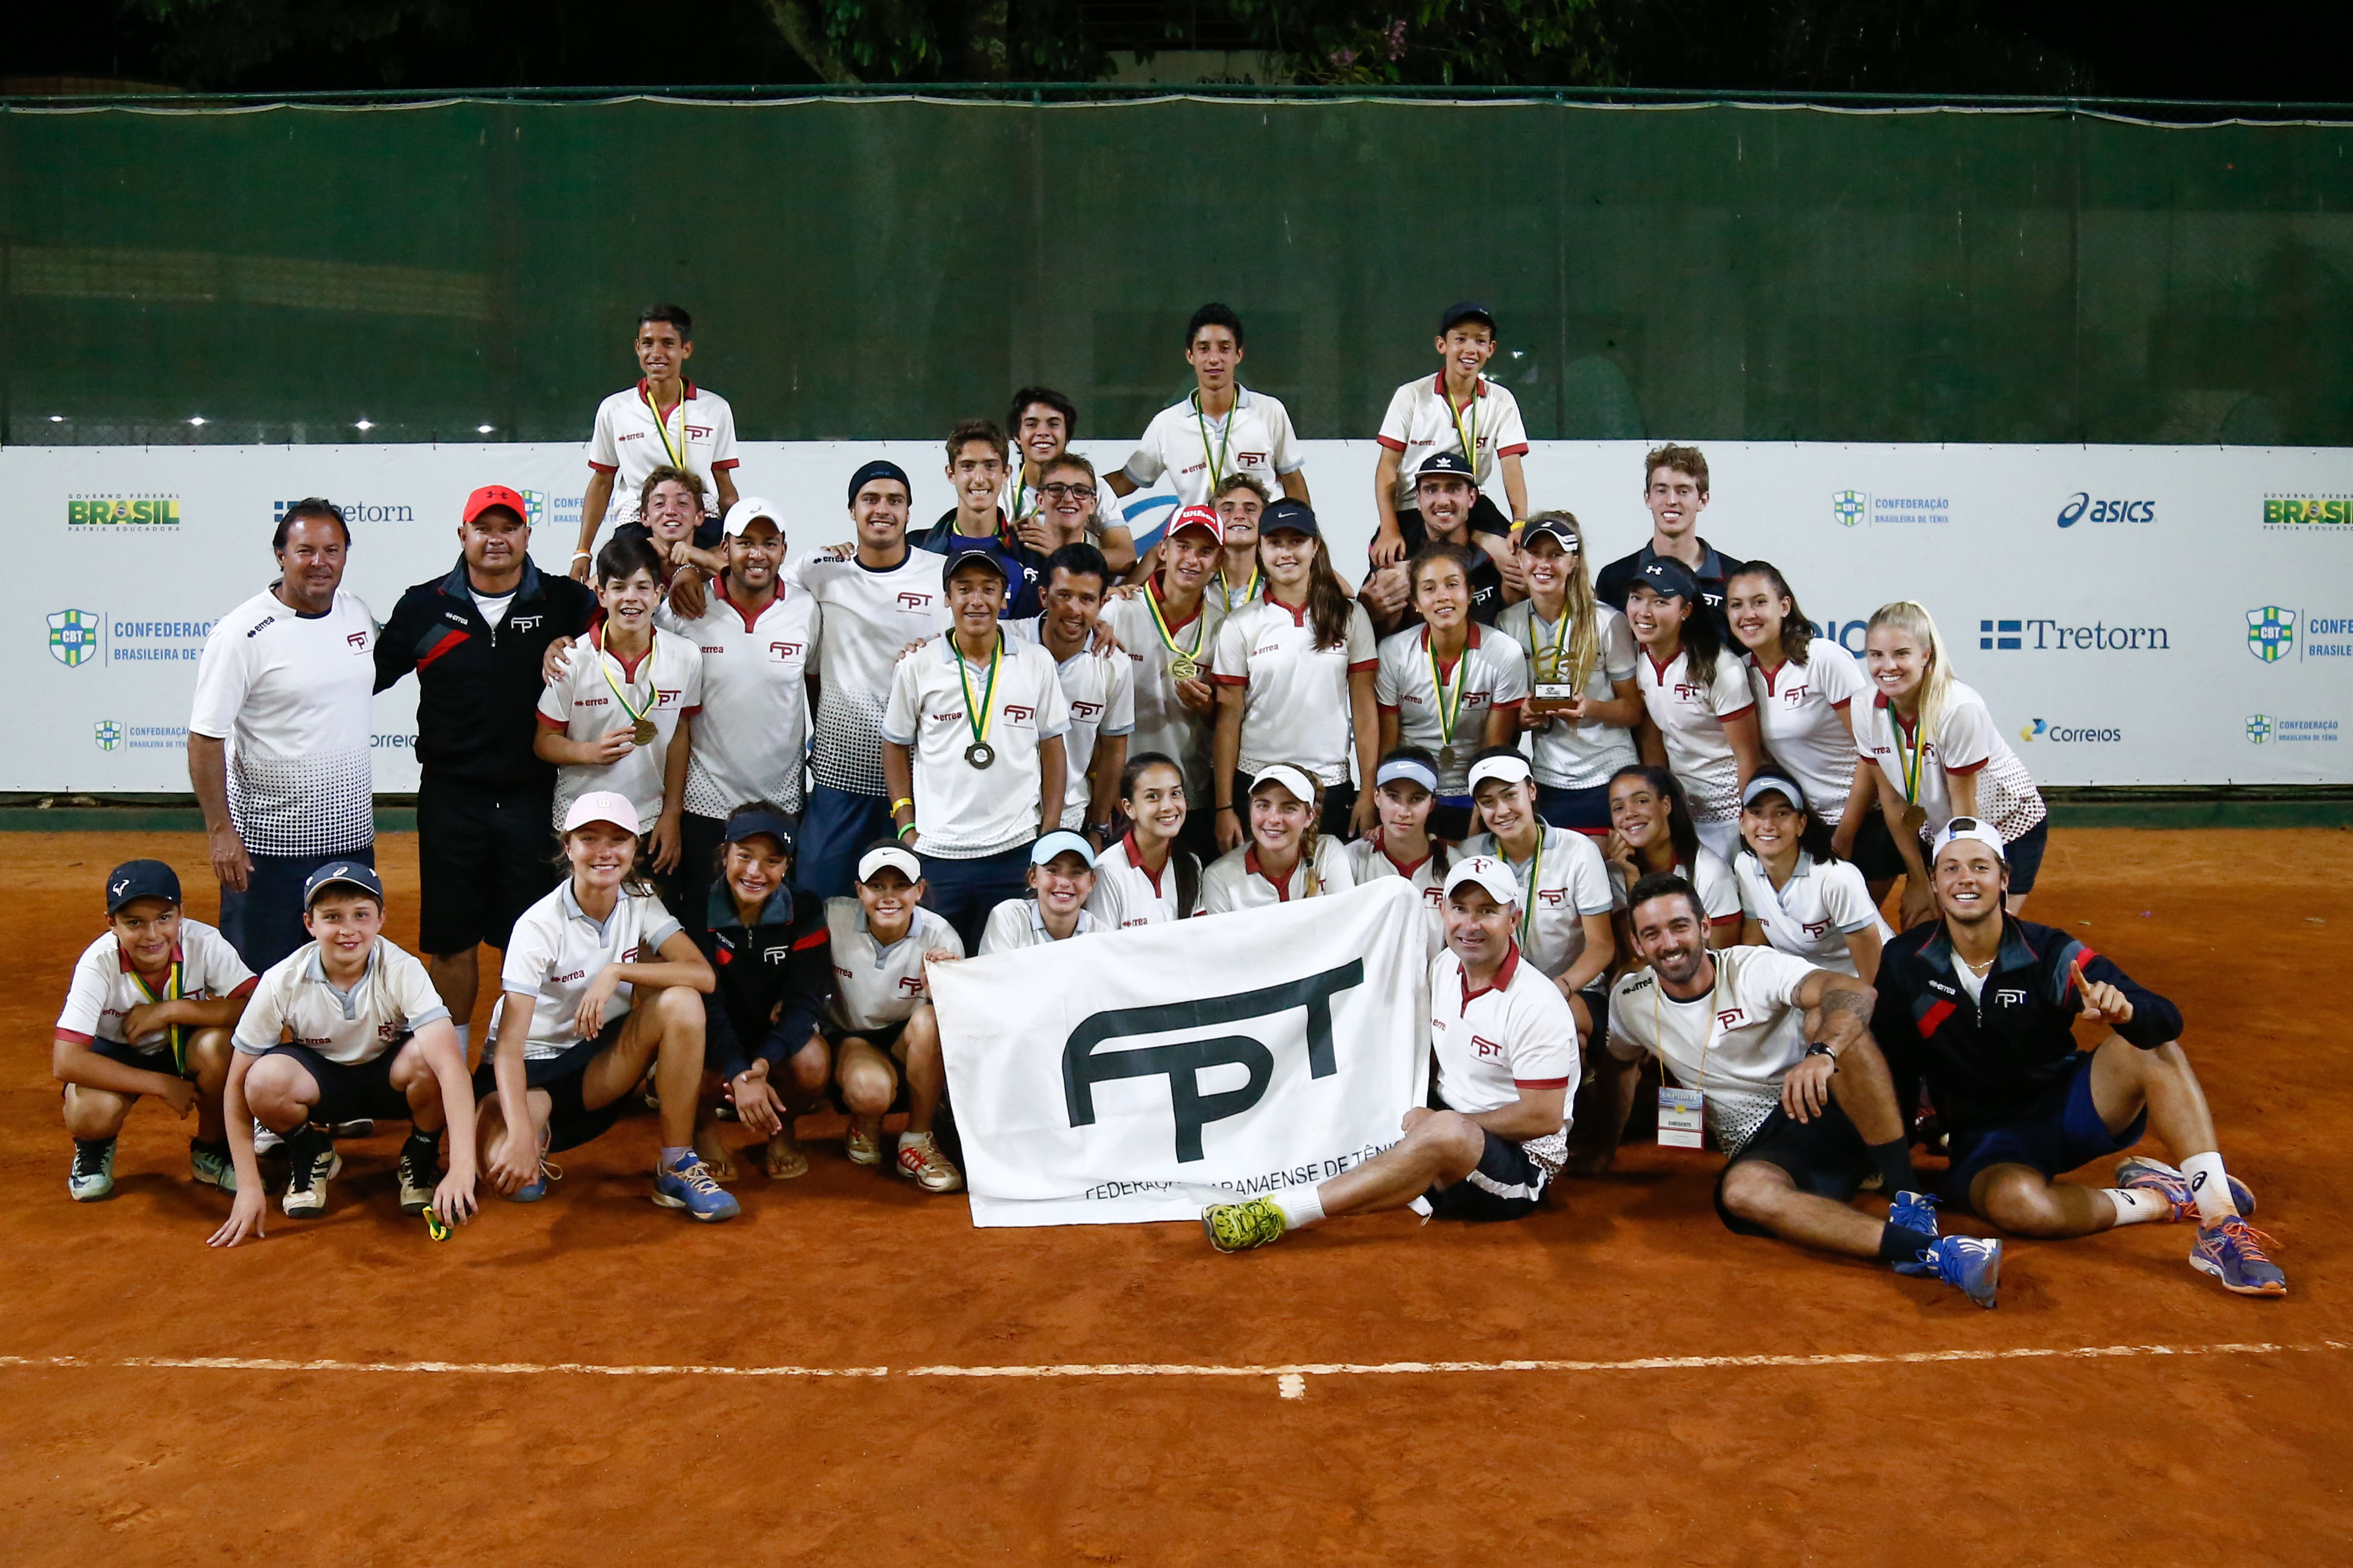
top-left (1040, 483), bottom-right (1096, 502)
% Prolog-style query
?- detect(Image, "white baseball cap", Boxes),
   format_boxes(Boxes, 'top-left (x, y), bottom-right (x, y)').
top-left (856, 844), bottom-right (924, 884)
top-left (1932, 816), bottom-right (2007, 864)
top-left (1248, 764), bottom-right (1319, 807)
top-left (722, 496), bottom-right (782, 537)
top-left (561, 790), bottom-right (640, 836)
top-left (1444, 855), bottom-right (1522, 906)
top-left (1467, 753), bottom-right (1533, 793)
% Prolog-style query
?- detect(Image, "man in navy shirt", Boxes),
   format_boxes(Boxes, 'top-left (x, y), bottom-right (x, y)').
top-left (1593, 443), bottom-right (1740, 637)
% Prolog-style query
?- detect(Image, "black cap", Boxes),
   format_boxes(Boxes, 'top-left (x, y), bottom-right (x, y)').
top-left (1415, 451), bottom-right (1476, 483)
top-left (302, 859), bottom-right (384, 907)
top-left (846, 459), bottom-right (911, 506)
top-left (1439, 300), bottom-right (1496, 334)
top-left (106, 859), bottom-right (182, 915)
top-left (1634, 556), bottom-right (1701, 602)
top-left (721, 807), bottom-right (797, 854)
top-left (943, 543), bottom-right (1009, 584)
top-left (1259, 497), bottom-right (1319, 538)
top-left (1520, 514), bottom-right (1581, 552)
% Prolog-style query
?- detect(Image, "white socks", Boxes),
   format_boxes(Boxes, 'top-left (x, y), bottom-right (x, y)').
top-left (1271, 1184), bottom-right (1326, 1231)
top-left (2104, 1187), bottom-right (2170, 1226)
top-left (899, 1130), bottom-right (931, 1151)
top-left (2181, 1151), bottom-right (2238, 1225)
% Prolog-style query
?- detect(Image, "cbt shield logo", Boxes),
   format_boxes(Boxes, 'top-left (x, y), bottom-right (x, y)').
top-left (94, 720), bottom-right (122, 751)
top-left (2247, 607), bottom-right (2295, 663)
top-left (1832, 491), bottom-right (1865, 529)
top-left (2056, 493), bottom-right (2156, 528)
top-left (47, 609), bottom-right (101, 667)
top-left (2247, 714), bottom-right (2272, 744)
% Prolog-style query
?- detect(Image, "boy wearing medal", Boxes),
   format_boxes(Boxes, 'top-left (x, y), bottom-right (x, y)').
top-left (52, 860), bottom-right (257, 1201)
top-left (572, 304), bottom-right (741, 580)
top-left (1100, 505), bottom-right (1227, 855)
top-left (1589, 872), bottom-right (2002, 1307)
top-left (1368, 302), bottom-right (1530, 570)
top-left (1108, 304), bottom-right (1310, 512)
top-left (882, 546), bottom-right (1072, 953)
top-left (535, 536), bottom-right (704, 874)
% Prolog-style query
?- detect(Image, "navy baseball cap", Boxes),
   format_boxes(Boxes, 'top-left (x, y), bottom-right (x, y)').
top-left (846, 459), bottom-right (911, 506)
top-left (1521, 514), bottom-right (1581, 552)
top-left (944, 543), bottom-right (1009, 584)
top-left (1259, 498), bottom-right (1319, 538)
top-left (721, 806), bottom-right (797, 854)
top-left (1439, 301), bottom-right (1496, 333)
top-left (303, 860), bottom-right (384, 907)
top-left (106, 859), bottom-right (182, 915)
top-left (1416, 451), bottom-right (1476, 483)
top-left (1634, 556), bottom-right (1701, 602)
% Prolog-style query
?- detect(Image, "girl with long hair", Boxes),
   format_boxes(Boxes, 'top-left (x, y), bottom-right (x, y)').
top-left (1462, 748), bottom-right (1617, 1035)
top-left (1499, 512), bottom-right (1643, 834)
top-left (1730, 773), bottom-right (1890, 983)
top-left (1723, 559), bottom-right (1873, 852)
top-left (1197, 764), bottom-right (1358, 914)
top-left (1374, 548), bottom-right (1529, 840)
top-left (1087, 752), bottom-right (1202, 928)
top-left (1603, 764), bottom-right (1740, 949)
top-left (1625, 558), bottom-right (1763, 864)
top-left (1344, 746), bottom-right (1454, 959)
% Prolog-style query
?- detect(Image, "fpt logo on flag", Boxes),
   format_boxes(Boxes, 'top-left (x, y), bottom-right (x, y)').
top-left (48, 609), bottom-right (101, 667)
top-left (2246, 606), bottom-right (2295, 663)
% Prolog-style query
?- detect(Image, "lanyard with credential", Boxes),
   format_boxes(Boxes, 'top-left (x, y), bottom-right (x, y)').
top-left (1894, 708), bottom-right (1931, 835)
top-left (956, 633), bottom-right (1005, 769)
top-left (597, 627), bottom-right (660, 745)
top-left (1192, 391), bottom-right (1235, 490)
top-left (1652, 960), bottom-right (1722, 1148)
top-left (130, 956), bottom-right (186, 1074)
top-left (640, 383), bottom-right (690, 471)
top-left (1514, 832), bottom-right (1544, 946)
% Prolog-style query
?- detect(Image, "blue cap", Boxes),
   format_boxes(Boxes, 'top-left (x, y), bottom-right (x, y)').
top-left (1415, 450), bottom-right (1476, 483)
top-left (106, 859), bottom-right (182, 915)
top-left (302, 859), bottom-right (384, 907)
top-left (1030, 830), bottom-right (1098, 870)
top-left (847, 459), bottom-right (911, 506)
top-left (1260, 497), bottom-right (1318, 538)
top-left (1439, 301), bottom-right (1495, 334)
top-left (944, 543), bottom-right (1009, 584)
top-left (721, 806), bottom-right (797, 854)
top-left (1633, 556), bottom-right (1701, 603)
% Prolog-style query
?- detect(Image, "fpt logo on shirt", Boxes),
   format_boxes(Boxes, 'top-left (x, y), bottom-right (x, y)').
top-left (512, 616), bottom-right (543, 634)
top-left (654, 688), bottom-right (684, 708)
top-left (1673, 680), bottom-right (1708, 703)
top-left (1715, 1007), bottom-right (1747, 1030)
top-left (1003, 704), bottom-right (1036, 726)
top-left (684, 424), bottom-right (713, 441)
top-left (762, 944), bottom-right (792, 965)
top-left (897, 591), bottom-right (935, 611)
top-left (1801, 918), bottom-right (1830, 938)
top-left (1994, 987), bottom-right (2027, 1007)
top-left (1471, 1033), bottom-right (1505, 1060)
top-left (1070, 700), bottom-right (1102, 722)
top-left (1237, 451), bottom-right (1269, 470)
top-left (377, 1021), bottom-right (400, 1042)
top-left (897, 975), bottom-right (927, 998)
top-left (1778, 682), bottom-right (1811, 707)
top-left (346, 631), bottom-right (367, 650)
top-left (769, 641), bottom-right (806, 660)
top-left (1538, 889), bottom-right (1567, 908)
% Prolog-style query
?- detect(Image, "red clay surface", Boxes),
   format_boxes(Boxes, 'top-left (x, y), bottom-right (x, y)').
top-left (0, 827), bottom-right (2345, 1565)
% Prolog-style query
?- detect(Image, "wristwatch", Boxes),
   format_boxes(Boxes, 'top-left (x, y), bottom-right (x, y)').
top-left (1804, 1041), bottom-right (1839, 1067)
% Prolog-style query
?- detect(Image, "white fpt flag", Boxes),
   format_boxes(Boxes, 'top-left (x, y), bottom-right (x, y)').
top-left (931, 879), bottom-right (1432, 1227)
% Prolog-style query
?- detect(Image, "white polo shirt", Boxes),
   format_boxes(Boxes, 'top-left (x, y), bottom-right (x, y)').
top-left (55, 920), bottom-right (256, 1054)
top-left (1099, 585), bottom-right (1228, 802)
top-left (189, 587), bottom-right (378, 858)
top-left (1606, 945), bottom-right (1818, 1150)
top-left (1211, 597), bottom-right (1379, 785)
top-left (1374, 625), bottom-right (1529, 795)
top-left (1008, 619), bottom-right (1137, 831)
top-left (1196, 837), bottom-right (1357, 915)
top-left (1635, 647), bottom-right (1755, 827)
top-left (1855, 681), bottom-right (2048, 843)
top-left (1085, 834), bottom-right (1198, 930)
top-left (501, 882), bottom-right (684, 1059)
top-left (1461, 826), bottom-right (1616, 983)
top-left (232, 937), bottom-right (449, 1066)
top-left (1122, 388), bottom-right (1303, 509)
top-left (1732, 851), bottom-right (1891, 976)
top-left (1497, 600), bottom-right (1640, 790)
top-left (1343, 839), bottom-right (1448, 961)
top-left (824, 899), bottom-right (964, 1033)
top-left (1373, 374), bottom-right (1532, 509)
top-left (658, 579), bottom-right (818, 818)
top-left (787, 548), bottom-right (953, 797)
top-left (1745, 642), bottom-right (1869, 827)
top-left (586, 380), bottom-right (740, 523)
top-left (537, 624), bottom-right (704, 833)
top-left (978, 899), bottom-right (1100, 955)
top-left (1429, 943), bottom-right (1579, 1173)
top-left (882, 631), bottom-right (1071, 858)
top-left (1609, 847), bottom-right (1742, 925)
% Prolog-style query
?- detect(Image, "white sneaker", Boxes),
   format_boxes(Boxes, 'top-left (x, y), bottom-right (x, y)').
top-left (251, 1119), bottom-right (283, 1156)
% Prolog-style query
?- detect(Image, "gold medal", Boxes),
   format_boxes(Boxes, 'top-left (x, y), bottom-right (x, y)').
top-left (1902, 803), bottom-right (1928, 837)
top-left (632, 719), bottom-right (658, 747)
top-left (596, 626), bottom-right (663, 753)
top-left (1170, 654), bottom-right (1200, 682)
top-left (1439, 746), bottom-right (1459, 772)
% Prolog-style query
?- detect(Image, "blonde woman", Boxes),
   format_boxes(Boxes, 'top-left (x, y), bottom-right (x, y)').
top-left (1857, 602), bottom-right (2048, 926)
top-left (1196, 765), bottom-right (1357, 914)
top-left (1497, 512), bottom-right (1643, 834)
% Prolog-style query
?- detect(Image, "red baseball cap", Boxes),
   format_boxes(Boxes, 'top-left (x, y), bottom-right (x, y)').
top-left (463, 484), bottom-right (530, 525)
top-left (1167, 503), bottom-right (1223, 543)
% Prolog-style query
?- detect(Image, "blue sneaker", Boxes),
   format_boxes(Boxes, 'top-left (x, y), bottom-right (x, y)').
top-left (2190, 1216), bottom-right (2287, 1297)
top-left (1928, 1235), bottom-right (2002, 1308)
top-left (2115, 1156), bottom-right (2255, 1224)
top-left (503, 1130), bottom-right (557, 1203)
top-left (1887, 1189), bottom-right (1942, 1276)
top-left (68, 1139), bottom-right (117, 1202)
top-left (652, 1154), bottom-right (740, 1222)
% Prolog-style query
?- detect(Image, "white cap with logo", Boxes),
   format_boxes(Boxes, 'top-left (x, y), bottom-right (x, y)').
top-left (1443, 854), bottom-right (1523, 907)
top-left (722, 496), bottom-right (782, 537)
top-left (1932, 816), bottom-right (2007, 864)
top-left (561, 790), bottom-right (641, 836)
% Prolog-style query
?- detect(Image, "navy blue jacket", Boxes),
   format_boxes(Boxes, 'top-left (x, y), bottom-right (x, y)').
top-left (1871, 915), bottom-right (2183, 1136)
top-left (693, 885), bottom-right (833, 1081)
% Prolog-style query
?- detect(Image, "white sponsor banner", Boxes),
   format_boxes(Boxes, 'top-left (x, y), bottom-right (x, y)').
top-left (930, 878), bottom-right (1430, 1227)
top-left (8, 437), bottom-right (2350, 792)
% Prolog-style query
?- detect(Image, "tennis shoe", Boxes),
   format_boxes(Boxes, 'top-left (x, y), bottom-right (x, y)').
top-left (251, 1119), bottom-right (283, 1157)
top-left (2115, 1155), bottom-right (2256, 1223)
top-left (652, 1153), bottom-right (739, 1222)
top-left (396, 1137), bottom-right (439, 1215)
top-left (1201, 1197), bottom-right (1287, 1253)
top-left (845, 1118), bottom-right (883, 1167)
top-left (190, 1139), bottom-right (236, 1193)
top-left (894, 1133), bottom-right (964, 1194)
top-left (1927, 1235), bottom-right (2001, 1308)
top-left (281, 1140), bottom-right (342, 1218)
top-left (1887, 1189), bottom-right (1942, 1277)
top-left (2190, 1216), bottom-right (2287, 1297)
top-left (68, 1139), bottom-right (117, 1202)
top-left (329, 1119), bottom-right (375, 1139)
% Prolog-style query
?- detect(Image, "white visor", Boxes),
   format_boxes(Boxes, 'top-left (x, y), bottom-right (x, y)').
top-left (856, 845), bottom-right (924, 884)
top-left (1467, 754), bottom-right (1534, 793)
top-left (1248, 764), bottom-right (1319, 807)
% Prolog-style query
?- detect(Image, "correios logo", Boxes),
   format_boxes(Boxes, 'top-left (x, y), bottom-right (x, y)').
top-left (2056, 493), bottom-right (2156, 527)
top-left (2247, 607), bottom-right (2295, 663)
top-left (68, 495), bottom-right (181, 529)
top-left (2019, 719), bottom-right (2123, 743)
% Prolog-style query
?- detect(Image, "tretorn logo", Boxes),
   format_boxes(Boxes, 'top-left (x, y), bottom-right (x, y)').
top-left (94, 721), bottom-right (122, 751)
top-left (68, 496), bottom-right (181, 529)
top-left (2056, 493), bottom-right (2156, 528)
top-left (2247, 607), bottom-right (2295, 663)
top-left (274, 499), bottom-right (414, 524)
top-left (1979, 617), bottom-right (2168, 651)
top-left (47, 609), bottom-right (101, 667)
top-left (1831, 491), bottom-right (1865, 529)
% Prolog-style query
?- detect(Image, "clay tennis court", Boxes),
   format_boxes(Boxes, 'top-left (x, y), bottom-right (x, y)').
top-left (2, 825), bottom-right (2343, 1564)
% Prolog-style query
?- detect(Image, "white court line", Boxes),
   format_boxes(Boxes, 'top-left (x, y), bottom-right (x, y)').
top-left (0, 1340), bottom-right (2340, 1394)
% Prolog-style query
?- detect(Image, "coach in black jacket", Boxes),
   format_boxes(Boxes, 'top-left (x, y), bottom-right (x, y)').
top-left (691, 805), bottom-right (835, 1181)
top-left (375, 485), bottom-right (598, 1045)
top-left (1869, 817), bottom-right (2282, 1296)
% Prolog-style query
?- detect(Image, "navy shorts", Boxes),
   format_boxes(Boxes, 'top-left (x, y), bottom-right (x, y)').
top-left (259, 1041), bottom-right (415, 1129)
top-left (1714, 1100), bottom-right (1874, 1237)
top-left (1846, 808), bottom-right (1908, 883)
top-left (1943, 1050), bottom-right (2144, 1204)
top-left (1537, 782), bottom-right (1612, 835)
top-left (1425, 1127), bottom-right (1549, 1221)
top-left (86, 1037), bottom-right (198, 1082)
top-left (472, 1013), bottom-right (629, 1154)
top-left (821, 1015), bottom-right (910, 1054)
top-left (2001, 817), bottom-right (2049, 895)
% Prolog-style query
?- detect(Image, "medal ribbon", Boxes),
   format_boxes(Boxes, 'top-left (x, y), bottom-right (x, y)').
top-left (956, 632), bottom-right (1004, 752)
top-left (1448, 382), bottom-right (1481, 475)
top-left (596, 625), bottom-right (658, 732)
top-left (1895, 710), bottom-right (1928, 803)
top-left (130, 956), bottom-right (186, 1074)
top-left (1192, 391), bottom-right (1235, 491)
top-left (1145, 579), bottom-right (1205, 667)
top-left (640, 383), bottom-right (691, 471)
top-left (1515, 831), bottom-right (1544, 945)
top-left (1424, 633), bottom-right (1470, 752)
top-left (1213, 564), bottom-right (1261, 614)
